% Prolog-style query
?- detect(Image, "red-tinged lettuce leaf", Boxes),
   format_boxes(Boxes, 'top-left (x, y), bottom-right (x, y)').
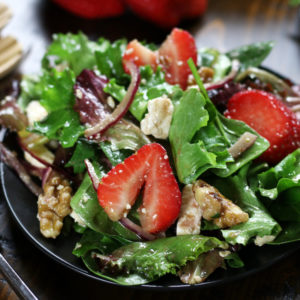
top-left (74, 69), bottom-right (110, 126)
top-left (0, 142), bottom-right (42, 196)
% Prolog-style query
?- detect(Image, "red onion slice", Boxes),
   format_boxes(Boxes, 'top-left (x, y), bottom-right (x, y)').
top-left (42, 167), bottom-right (53, 188)
top-left (85, 62), bottom-right (141, 139)
top-left (119, 217), bottom-right (156, 241)
top-left (0, 142), bottom-right (42, 196)
top-left (84, 159), bottom-right (99, 191)
top-left (205, 60), bottom-right (240, 91)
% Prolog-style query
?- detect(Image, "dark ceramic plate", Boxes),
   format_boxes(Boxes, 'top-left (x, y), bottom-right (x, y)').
top-left (1, 0), bottom-right (300, 289)
top-left (1, 132), bottom-right (300, 291)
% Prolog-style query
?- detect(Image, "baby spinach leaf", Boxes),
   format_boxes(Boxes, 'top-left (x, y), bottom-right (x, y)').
top-left (75, 234), bottom-right (227, 285)
top-left (95, 38), bottom-right (129, 85)
top-left (65, 140), bottom-right (98, 173)
top-left (209, 164), bottom-right (281, 245)
top-left (104, 65), bottom-right (182, 121)
top-left (42, 32), bottom-right (101, 76)
top-left (226, 41), bottom-right (274, 71)
top-left (224, 253), bottom-right (244, 268)
top-left (70, 169), bottom-right (139, 241)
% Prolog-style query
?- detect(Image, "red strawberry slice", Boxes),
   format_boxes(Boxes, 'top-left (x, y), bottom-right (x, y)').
top-left (52, 0), bottom-right (125, 19)
top-left (122, 40), bottom-right (158, 74)
top-left (98, 143), bottom-right (181, 233)
top-left (224, 90), bottom-right (300, 163)
top-left (158, 28), bottom-right (197, 89)
top-left (125, 0), bottom-right (207, 28)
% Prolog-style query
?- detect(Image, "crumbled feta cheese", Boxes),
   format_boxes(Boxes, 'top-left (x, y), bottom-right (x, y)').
top-left (254, 235), bottom-right (275, 247)
top-left (26, 101), bottom-right (48, 126)
top-left (70, 211), bottom-right (87, 227)
top-left (140, 96), bottom-right (174, 139)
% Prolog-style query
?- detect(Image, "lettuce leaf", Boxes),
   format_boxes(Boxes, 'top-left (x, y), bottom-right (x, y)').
top-left (225, 41), bottom-right (274, 71)
top-left (169, 86), bottom-right (269, 184)
top-left (104, 65), bottom-right (182, 121)
top-left (70, 167), bottom-right (140, 241)
top-left (74, 233), bottom-right (227, 285)
top-left (209, 164), bottom-right (281, 245)
top-left (42, 32), bottom-right (102, 76)
top-left (257, 149), bottom-right (300, 244)
top-left (95, 38), bottom-right (129, 85)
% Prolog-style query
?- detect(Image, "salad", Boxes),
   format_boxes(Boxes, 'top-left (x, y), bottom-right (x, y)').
top-left (1, 28), bottom-right (300, 286)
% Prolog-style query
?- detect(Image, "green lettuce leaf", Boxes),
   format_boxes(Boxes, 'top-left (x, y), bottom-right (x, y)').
top-left (257, 150), bottom-right (300, 244)
top-left (42, 32), bottom-right (101, 76)
top-left (95, 38), bottom-right (129, 85)
top-left (65, 140), bottom-right (98, 173)
top-left (209, 164), bottom-right (281, 245)
top-left (70, 167), bottom-right (139, 241)
top-left (104, 65), bottom-right (182, 121)
top-left (226, 41), bottom-right (274, 71)
top-left (169, 86), bottom-right (269, 184)
top-left (258, 149), bottom-right (300, 200)
top-left (74, 233), bottom-right (227, 285)
top-left (17, 74), bottom-right (43, 110)
top-left (100, 142), bottom-right (133, 167)
top-left (32, 69), bottom-right (84, 148)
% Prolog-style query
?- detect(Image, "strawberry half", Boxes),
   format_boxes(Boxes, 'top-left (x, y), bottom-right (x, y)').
top-left (224, 90), bottom-right (300, 163)
top-left (122, 40), bottom-right (158, 74)
top-left (98, 143), bottom-right (181, 233)
top-left (158, 28), bottom-right (197, 89)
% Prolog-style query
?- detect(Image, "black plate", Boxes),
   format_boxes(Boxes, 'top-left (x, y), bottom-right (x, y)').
top-left (2, 140), bottom-right (300, 291)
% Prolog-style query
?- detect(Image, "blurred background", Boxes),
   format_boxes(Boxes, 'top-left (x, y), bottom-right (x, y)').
top-left (1, 0), bottom-right (300, 79)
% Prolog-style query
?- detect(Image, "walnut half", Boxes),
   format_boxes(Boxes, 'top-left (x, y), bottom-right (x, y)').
top-left (37, 172), bottom-right (72, 238)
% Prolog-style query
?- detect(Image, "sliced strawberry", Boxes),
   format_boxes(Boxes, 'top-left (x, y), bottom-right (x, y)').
top-left (122, 40), bottom-right (158, 74)
top-left (98, 143), bottom-right (181, 233)
top-left (158, 28), bottom-right (197, 89)
top-left (52, 0), bottom-right (125, 19)
top-left (125, 0), bottom-right (207, 28)
top-left (224, 90), bottom-right (300, 163)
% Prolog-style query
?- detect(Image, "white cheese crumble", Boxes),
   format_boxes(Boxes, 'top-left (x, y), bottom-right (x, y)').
top-left (70, 211), bottom-right (87, 227)
top-left (254, 235), bottom-right (275, 247)
top-left (26, 101), bottom-right (48, 126)
top-left (140, 96), bottom-right (174, 139)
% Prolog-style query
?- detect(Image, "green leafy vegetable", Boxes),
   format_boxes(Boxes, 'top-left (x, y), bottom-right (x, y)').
top-left (100, 142), bottom-right (133, 166)
top-left (32, 69), bottom-right (84, 148)
top-left (42, 32), bottom-right (101, 76)
top-left (104, 66), bottom-right (182, 121)
top-left (65, 140), bottom-right (98, 173)
top-left (226, 41), bottom-right (274, 71)
top-left (289, 0), bottom-right (300, 5)
top-left (95, 38), bottom-right (129, 85)
top-left (17, 75), bottom-right (43, 110)
top-left (258, 149), bottom-right (300, 200)
top-left (74, 234), bottom-right (227, 285)
top-left (257, 150), bottom-right (300, 244)
top-left (224, 253), bottom-right (244, 268)
top-left (70, 168), bottom-right (139, 241)
top-left (209, 164), bottom-right (281, 245)
top-left (169, 60), bottom-right (269, 184)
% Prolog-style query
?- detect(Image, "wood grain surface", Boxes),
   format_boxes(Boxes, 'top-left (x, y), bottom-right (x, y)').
top-left (0, 0), bottom-right (299, 299)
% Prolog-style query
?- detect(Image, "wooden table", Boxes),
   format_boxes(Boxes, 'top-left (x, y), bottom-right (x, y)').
top-left (0, 0), bottom-right (299, 299)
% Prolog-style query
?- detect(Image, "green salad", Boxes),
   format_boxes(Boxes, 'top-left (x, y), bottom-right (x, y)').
top-left (1, 27), bottom-right (300, 286)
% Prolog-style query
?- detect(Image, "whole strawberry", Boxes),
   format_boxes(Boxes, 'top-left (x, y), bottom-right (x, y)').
top-left (224, 90), bottom-right (300, 164)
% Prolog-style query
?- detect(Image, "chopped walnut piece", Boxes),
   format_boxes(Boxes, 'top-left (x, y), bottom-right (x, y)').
top-left (193, 180), bottom-right (249, 229)
top-left (187, 66), bottom-right (214, 86)
top-left (37, 172), bottom-right (72, 238)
